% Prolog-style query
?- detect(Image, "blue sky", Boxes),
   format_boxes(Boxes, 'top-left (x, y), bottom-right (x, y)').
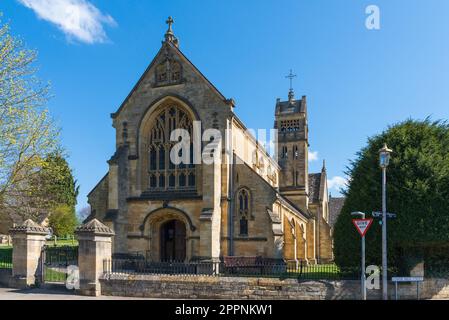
top-left (1, 0), bottom-right (449, 211)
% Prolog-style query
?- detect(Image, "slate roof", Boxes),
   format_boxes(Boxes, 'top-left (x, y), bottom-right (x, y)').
top-left (329, 197), bottom-right (345, 228)
top-left (308, 173), bottom-right (322, 203)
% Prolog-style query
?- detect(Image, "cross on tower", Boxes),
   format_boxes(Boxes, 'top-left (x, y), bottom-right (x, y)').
top-left (164, 16), bottom-right (179, 46)
top-left (166, 16), bottom-right (174, 31)
top-left (285, 69), bottom-right (297, 101)
top-left (285, 69), bottom-right (297, 91)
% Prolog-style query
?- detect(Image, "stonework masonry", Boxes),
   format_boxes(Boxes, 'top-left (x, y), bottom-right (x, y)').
top-left (87, 19), bottom-right (335, 264)
top-left (99, 274), bottom-right (449, 300)
top-left (9, 219), bottom-right (48, 288)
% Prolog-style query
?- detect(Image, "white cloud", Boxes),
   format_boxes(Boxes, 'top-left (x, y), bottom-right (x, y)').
top-left (18, 0), bottom-right (117, 44)
top-left (328, 176), bottom-right (348, 191)
top-left (309, 151), bottom-right (319, 162)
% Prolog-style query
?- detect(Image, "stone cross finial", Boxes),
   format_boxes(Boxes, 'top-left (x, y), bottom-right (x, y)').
top-left (285, 69), bottom-right (297, 101)
top-left (166, 16), bottom-right (174, 32)
top-left (164, 16), bottom-right (179, 47)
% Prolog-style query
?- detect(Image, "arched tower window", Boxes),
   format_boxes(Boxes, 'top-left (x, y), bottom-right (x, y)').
top-left (281, 146), bottom-right (288, 159)
top-left (147, 104), bottom-right (195, 191)
top-left (237, 188), bottom-right (251, 236)
top-left (293, 145), bottom-right (299, 159)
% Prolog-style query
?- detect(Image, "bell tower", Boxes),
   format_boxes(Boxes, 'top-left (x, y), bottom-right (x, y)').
top-left (274, 70), bottom-right (309, 210)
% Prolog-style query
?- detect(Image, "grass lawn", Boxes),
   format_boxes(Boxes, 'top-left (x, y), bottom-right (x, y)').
top-left (222, 263), bottom-right (357, 280)
top-left (286, 264), bottom-right (358, 280)
top-left (44, 266), bottom-right (67, 282)
top-left (46, 239), bottom-right (78, 247)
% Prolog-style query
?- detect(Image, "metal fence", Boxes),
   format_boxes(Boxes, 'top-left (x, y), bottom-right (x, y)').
top-left (41, 245), bottom-right (78, 283)
top-left (0, 247), bottom-right (12, 269)
top-left (103, 258), bottom-right (360, 280)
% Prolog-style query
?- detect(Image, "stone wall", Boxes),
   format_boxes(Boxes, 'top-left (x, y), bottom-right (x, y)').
top-left (87, 173), bottom-right (109, 221)
top-left (99, 274), bottom-right (449, 300)
top-left (0, 269), bottom-right (12, 287)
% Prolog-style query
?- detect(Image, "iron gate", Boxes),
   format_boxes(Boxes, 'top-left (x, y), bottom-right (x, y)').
top-left (41, 245), bottom-right (78, 284)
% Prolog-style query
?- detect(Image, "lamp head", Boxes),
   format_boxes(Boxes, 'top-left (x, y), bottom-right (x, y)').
top-left (379, 143), bottom-right (393, 168)
top-left (351, 211), bottom-right (365, 218)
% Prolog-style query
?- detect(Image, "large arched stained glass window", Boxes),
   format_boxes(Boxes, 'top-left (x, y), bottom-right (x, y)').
top-left (147, 105), bottom-right (195, 190)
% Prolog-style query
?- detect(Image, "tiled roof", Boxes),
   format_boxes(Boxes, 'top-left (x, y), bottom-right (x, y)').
top-left (329, 197), bottom-right (345, 228)
top-left (308, 173), bottom-right (322, 203)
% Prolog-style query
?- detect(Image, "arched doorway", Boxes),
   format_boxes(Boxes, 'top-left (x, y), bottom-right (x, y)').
top-left (160, 219), bottom-right (186, 262)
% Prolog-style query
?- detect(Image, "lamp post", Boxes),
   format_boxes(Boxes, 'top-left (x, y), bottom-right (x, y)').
top-left (379, 143), bottom-right (392, 300)
top-left (352, 211), bottom-right (367, 300)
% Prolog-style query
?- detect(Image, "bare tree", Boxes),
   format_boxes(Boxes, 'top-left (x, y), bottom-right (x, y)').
top-left (0, 18), bottom-right (60, 223)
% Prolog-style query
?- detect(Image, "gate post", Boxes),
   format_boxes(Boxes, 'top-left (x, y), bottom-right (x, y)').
top-left (75, 219), bottom-right (114, 296)
top-left (9, 219), bottom-right (49, 288)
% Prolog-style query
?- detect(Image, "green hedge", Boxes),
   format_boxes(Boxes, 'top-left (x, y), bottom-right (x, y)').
top-left (333, 119), bottom-right (449, 272)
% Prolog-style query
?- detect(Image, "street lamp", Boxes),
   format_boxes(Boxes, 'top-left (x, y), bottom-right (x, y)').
top-left (379, 143), bottom-right (392, 300)
top-left (352, 211), bottom-right (367, 300)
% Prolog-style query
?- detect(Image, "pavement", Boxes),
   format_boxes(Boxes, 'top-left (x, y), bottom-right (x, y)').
top-left (0, 287), bottom-right (156, 300)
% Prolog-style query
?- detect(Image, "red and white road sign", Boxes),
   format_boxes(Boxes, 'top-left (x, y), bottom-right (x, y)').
top-left (352, 218), bottom-right (374, 237)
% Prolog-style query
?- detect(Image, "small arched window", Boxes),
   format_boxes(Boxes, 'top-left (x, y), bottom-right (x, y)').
top-left (252, 151), bottom-right (258, 168)
top-left (237, 188), bottom-right (251, 236)
top-left (281, 146), bottom-right (288, 159)
top-left (240, 217), bottom-right (248, 237)
top-left (291, 219), bottom-right (296, 237)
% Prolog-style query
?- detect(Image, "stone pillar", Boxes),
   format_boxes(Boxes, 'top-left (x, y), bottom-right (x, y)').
top-left (306, 219), bottom-right (317, 264)
top-left (297, 225), bottom-right (308, 263)
top-left (318, 217), bottom-right (333, 263)
top-left (75, 219), bottom-right (114, 296)
top-left (10, 219), bottom-right (49, 288)
top-left (199, 144), bottom-right (222, 263)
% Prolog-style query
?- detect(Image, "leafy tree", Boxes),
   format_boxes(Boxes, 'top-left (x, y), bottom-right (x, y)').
top-left (39, 152), bottom-right (79, 208)
top-left (333, 119), bottom-right (449, 273)
top-left (48, 204), bottom-right (78, 237)
top-left (0, 16), bottom-right (59, 221)
top-left (37, 152), bottom-right (80, 235)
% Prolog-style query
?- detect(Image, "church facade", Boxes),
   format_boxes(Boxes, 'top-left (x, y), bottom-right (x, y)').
top-left (88, 18), bottom-right (333, 264)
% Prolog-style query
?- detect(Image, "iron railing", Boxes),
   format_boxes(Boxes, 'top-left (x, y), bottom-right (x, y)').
top-left (103, 258), bottom-right (361, 280)
top-left (42, 245), bottom-right (78, 283)
top-left (0, 247), bottom-right (12, 269)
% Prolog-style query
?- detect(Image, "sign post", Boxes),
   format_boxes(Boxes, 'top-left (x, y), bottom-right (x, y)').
top-left (352, 218), bottom-right (374, 300)
top-left (391, 277), bottom-right (424, 300)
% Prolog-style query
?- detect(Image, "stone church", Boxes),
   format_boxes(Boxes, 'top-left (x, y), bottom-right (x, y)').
top-left (88, 18), bottom-right (333, 264)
